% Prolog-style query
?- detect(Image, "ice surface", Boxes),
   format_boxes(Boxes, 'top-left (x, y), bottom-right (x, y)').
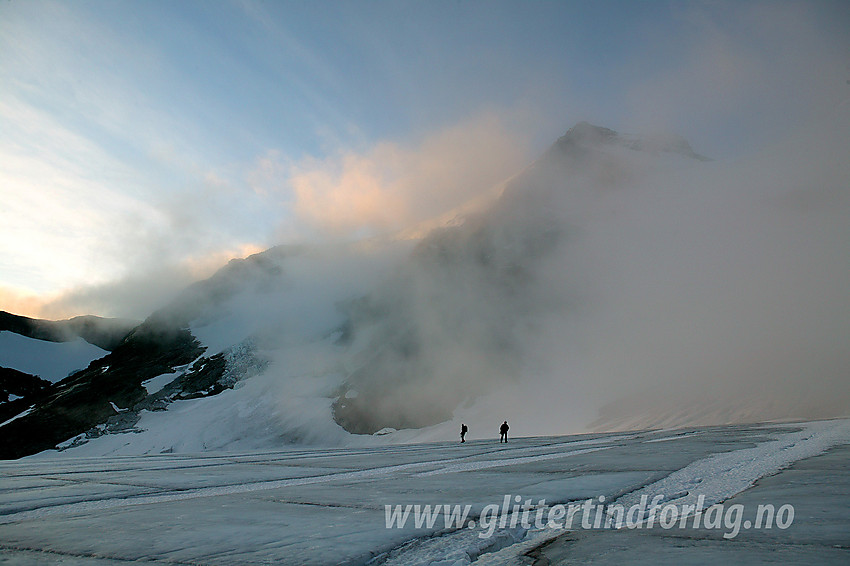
top-left (0, 330), bottom-right (107, 382)
top-left (1, 419), bottom-right (847, 565)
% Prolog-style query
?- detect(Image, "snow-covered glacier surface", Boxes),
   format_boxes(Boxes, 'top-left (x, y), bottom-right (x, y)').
top-left (1, 419), bottom-right (848, 565)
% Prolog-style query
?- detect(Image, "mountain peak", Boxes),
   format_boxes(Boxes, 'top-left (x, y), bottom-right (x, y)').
top-left (559, 121), bottom-right (619, 145)
top-left (554, 122), bottom-right (709, 161)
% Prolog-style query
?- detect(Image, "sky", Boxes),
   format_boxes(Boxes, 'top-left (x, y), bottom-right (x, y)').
top-left (1, 0), bottom-right (848, 320)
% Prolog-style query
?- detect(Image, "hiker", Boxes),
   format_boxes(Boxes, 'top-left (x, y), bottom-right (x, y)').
top-left (460, 423), bottom-right (468, 443)
top-left (499, 420), bottom-right (509, 443)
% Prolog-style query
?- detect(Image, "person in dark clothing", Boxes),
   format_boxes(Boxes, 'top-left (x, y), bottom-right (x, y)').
top-left (499, 420), bottom-right (509, 443)
top-left (460, 423), bottom-right (468, 443)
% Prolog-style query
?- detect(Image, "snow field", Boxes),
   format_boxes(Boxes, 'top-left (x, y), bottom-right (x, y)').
top-left (1, 419), bottom-right (848, 564)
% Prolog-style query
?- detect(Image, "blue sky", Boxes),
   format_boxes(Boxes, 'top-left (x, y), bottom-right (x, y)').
top-left (1, 0), bottom-right (848, 318)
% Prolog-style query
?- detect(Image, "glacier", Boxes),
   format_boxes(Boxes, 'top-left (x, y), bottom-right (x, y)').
top-left (1, 419), bottom-right (848, 564)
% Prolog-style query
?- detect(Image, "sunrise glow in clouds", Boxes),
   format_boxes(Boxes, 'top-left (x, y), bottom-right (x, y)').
top-left (1, 0), bottom-right (848, 318)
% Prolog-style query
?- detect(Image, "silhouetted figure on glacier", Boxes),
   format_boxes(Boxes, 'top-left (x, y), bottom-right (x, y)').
top-left (499, 420), bottom-right (509, 443)
top-left (460, 423), bottom-right (468, 443)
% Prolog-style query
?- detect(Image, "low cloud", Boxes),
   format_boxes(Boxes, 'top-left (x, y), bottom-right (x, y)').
top-left (7, 244), bottom-right (265, 321)
top-left (1, 100), bottom-right (532, 321)
top-left (286, 112), bottom-right (532, 237)
top-left (0, 286), bottom-right (50, 320)
top-left (623, 2), bottom-right (849, 156)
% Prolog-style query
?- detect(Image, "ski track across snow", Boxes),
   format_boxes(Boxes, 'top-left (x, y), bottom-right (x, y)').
top-left (0, 436), bottom-right (611, 525)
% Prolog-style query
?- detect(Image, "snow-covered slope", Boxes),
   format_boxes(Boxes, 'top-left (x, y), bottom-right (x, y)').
top-left (27, 244), bottom-right (411, 457)
top-left (0, 331), bottom-right (107, 383)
